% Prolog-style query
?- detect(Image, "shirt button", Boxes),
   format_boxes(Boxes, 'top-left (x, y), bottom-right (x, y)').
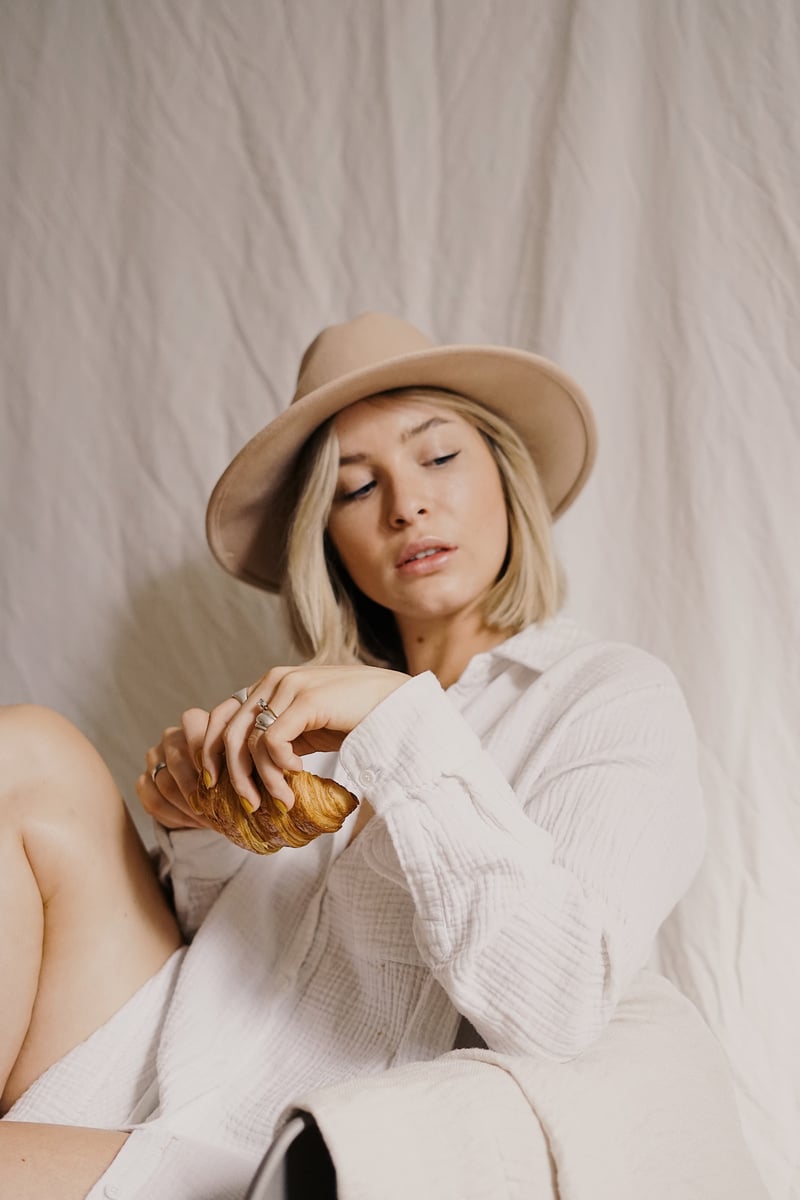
top-left (105, 1186), bottom-right (121, 1199)
top-left (359, 769), bottom-right (376, 786)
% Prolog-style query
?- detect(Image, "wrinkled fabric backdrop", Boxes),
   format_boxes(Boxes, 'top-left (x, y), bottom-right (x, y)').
top-left (1, 1), bottom-right (797, 1194)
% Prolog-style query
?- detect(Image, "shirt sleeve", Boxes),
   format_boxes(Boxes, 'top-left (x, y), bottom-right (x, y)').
top-left (152, 823), bottom-right (249, 940)
top-left (337, 655), bottom-right (706, 1060)
top-left (150, 750), bottom-right (343, 940)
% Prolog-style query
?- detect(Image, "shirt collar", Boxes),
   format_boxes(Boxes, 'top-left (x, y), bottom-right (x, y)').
top-left (451, 615), bottom-right (594, 691)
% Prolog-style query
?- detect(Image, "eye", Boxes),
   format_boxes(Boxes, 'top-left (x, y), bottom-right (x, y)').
top-left (429, 451), bottom-right (460, 467)
top-left (340, 479), bottom-right (376, 502)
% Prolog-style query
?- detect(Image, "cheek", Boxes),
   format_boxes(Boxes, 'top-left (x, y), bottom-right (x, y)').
top-left (330, 536), bottom-right (389, 607)
top-left (488, 510), bottom-right (511, 577)
top-left (327, 516), bottom-right (376, 582)
top-left (463, 468), bottom-right (508, 550)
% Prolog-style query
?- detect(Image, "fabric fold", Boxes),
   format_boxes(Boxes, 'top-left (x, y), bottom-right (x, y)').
top-left (284, 972), bottom-right (767, 1200)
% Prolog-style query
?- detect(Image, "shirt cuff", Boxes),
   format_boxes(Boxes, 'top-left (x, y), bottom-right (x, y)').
top-left (153, 822), bottom-right (249, 886)
top-left (338, 671), bottom-right (482, 798)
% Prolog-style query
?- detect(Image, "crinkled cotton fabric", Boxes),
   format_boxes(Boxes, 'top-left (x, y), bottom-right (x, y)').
top-left (5, 950), bottom-right (186, 1128)
top-left (6, 618), bottom-right (706, 1199)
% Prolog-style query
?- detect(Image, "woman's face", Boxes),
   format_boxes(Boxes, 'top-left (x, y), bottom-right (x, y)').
top-left (327, 397), bottom-right (509, 635)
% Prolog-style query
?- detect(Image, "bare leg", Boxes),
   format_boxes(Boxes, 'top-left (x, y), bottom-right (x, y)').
top-left (0, 703), bottom-right (183, 1112)
top-left (0, 1123), bottom-right (128, 1200)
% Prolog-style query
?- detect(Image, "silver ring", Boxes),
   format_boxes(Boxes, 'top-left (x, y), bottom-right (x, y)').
top-left (254, 709), bottom-right (277, 731)
top-left (231, 687), bottom-right (249, 704)
top-left (151, 761), bottom-right (168, 783)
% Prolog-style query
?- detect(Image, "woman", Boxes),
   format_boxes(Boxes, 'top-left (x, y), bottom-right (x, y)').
top-left (1, 313), bottom-right (708, 1197)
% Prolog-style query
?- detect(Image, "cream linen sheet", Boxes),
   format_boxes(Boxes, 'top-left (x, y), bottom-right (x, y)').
top-left (288, 972), bottom-right (767, 1200)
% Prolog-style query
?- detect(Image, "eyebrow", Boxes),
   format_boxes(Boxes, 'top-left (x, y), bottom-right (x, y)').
top-left (338, 416), bottom-right (452, 466)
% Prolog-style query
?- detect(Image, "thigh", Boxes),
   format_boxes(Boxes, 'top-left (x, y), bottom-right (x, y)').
top-left (1, 705), bottom-right (183, 1109)
top-left (0, 1123), bottom-right (128, 1200)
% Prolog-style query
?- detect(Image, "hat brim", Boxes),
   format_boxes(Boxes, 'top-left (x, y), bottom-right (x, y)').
top-left (206, 344), bottom-right (597, 593)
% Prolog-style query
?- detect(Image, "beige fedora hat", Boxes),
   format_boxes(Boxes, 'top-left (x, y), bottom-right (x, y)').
top-left (206, 312), bottom-right (597, 593)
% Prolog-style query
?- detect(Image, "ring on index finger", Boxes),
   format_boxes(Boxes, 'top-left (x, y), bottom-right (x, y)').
top-left (151, 761), bottom-right (168, 783)
top-left (231, 687), bottom-right (249, 704)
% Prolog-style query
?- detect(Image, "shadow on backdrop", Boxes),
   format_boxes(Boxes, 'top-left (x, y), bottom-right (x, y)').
top-left (84, 557), bottom-right (295, 842)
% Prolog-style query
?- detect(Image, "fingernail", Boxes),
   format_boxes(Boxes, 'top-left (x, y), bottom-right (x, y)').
top-left (202, 769), bottom-right (213, 788)
top-left (240, 794), bottom-right (259, 814)
top-left (273, 797), bottom-right (289, 815)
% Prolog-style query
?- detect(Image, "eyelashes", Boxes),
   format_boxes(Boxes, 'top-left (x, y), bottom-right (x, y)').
top-left (341, 480), bottom-right (376, 502)
top-left (337, 452), bottom-right (461, 504)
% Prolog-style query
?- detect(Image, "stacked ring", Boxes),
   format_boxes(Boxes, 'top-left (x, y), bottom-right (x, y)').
top-left (254, 700), bottom-right (278, 731)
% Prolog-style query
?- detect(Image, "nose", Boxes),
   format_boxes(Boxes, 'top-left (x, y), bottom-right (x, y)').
top-left (388, 504), bottom-right (427, 529)
top-left (386, 478), bottom-right (428, 528)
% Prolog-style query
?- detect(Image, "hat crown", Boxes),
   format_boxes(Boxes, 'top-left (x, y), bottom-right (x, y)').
top-left (294, 312), bottom-right (433, 401)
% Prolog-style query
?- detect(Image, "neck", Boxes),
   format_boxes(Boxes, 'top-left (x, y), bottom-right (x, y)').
top-left (399, 612), bottom-right (512, 689)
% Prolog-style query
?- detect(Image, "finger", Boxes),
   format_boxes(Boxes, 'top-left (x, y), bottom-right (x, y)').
top-left (201, 695), bottom-right (252, 786)
top-left (261, 673), bottom-right (349, 747)
top-left (211, 667), bottom-right (295, 792)
top-left (241, 695), bottom-right (319, 811)
top-left (145, 734), bottom-right (178, 773)
top-left (222, 715), bottom-right (279, 813)
top-left (246, 729), bottom-right (296, 811)
top-left (144, 739), bottom-right (206, 824)
top-left (135, 772), bottom-right (208, 830)
top-left (255, 711), bottom-right (305, 773)
top-left (160, 736), bottom-right (199, 805)
top-left (253, 678), bottom-right (346, 758)
top-left (144, 741), bottom-right (175, 797)
top-left (162, 709), bottom-right (211, 801)
top-left (180, 707), bottom-right (211, 770)
top-left (225, 687), bottom-right (305, 809)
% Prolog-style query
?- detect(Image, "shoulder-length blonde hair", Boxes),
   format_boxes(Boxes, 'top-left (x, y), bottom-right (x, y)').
top-left (283, 388), bottom-right (565, 669)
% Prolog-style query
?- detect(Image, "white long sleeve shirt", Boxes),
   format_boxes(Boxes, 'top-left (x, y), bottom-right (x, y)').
top-left (154, 616), bottom-right (703, 1116)
top-left (17, 617), bottom-right (707, 1198)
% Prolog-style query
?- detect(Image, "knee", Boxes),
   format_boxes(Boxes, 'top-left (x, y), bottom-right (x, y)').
top-left (0, 703), bottom-right (83, 760)
top-left (0, 704), bottom-right (115, 804)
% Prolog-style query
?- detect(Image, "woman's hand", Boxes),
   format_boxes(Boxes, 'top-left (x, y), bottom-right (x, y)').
top-left (136, 708), bottom-right (214, 830)
top-left (201, 665), bottom-right (410, 811)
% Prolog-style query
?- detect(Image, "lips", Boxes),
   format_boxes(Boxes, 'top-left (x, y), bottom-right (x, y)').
top-left (396, 539), bottom-right (456, 568)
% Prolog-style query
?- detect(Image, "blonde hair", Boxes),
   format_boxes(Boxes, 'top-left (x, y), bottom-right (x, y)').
top-left (284, 388), bottom-right (565, 668)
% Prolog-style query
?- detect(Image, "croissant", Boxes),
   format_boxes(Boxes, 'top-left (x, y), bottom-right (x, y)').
top-left (189, 765), bottom-right (359, 855)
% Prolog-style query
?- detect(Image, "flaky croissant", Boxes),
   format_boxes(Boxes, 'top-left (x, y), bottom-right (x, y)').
top-left (189, 765), bottom-right (359, 855)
